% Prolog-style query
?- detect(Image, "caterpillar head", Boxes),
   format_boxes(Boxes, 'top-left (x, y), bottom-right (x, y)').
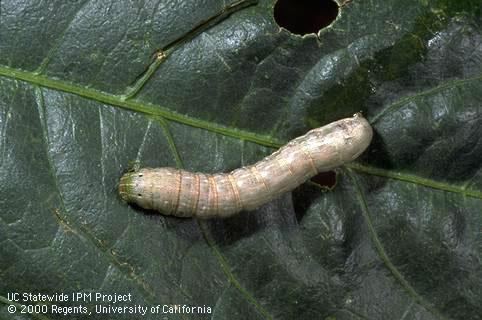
top-left (119, 168), bottom-right (180, 213)
top-left (118, 170), bottom-right (155, 206)
top-left (118, 171), bottom-right (138, 203)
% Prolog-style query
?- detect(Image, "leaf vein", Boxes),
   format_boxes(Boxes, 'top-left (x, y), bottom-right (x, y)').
top-left (33, 86), bottom-right (158, 304)
top-left (370, 74), bottom-right (482, 123)
top-left (198, 221), bottom-right (274, 320)
top-left (0, 65), bottom-right (282, 148)
top-left (346, 168), bottom-right (451, 320)
top-left (121, 0), bottom-right (258, 100)
top-left (347, 163), bottom-right (482, 199)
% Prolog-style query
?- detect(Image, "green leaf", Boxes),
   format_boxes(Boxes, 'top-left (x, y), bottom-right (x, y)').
top-left (1, 0), bottom-right (481, 319)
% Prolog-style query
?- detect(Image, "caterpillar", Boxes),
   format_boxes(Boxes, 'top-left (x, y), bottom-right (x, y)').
top-left (119, 113), bottom-right (373, 218)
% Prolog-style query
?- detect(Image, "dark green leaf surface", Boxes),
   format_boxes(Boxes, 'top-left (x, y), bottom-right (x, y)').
top-left (1, 0), bottom-right (481, 319)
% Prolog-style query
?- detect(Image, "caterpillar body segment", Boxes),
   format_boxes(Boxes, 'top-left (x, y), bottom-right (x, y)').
top-left (119, 114), bottom-right (373, 218)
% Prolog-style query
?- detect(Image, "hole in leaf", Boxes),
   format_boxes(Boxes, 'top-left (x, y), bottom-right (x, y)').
top-left (310, 170), bottom-right (336, 189)
top-left (274, 0), bottom-right (339, 35)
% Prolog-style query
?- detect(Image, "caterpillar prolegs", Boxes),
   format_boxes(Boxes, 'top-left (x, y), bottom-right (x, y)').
top-left (119, 113), bottom-right (373, 218)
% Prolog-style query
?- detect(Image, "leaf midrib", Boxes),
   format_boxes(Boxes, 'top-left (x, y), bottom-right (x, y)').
top-left (0, 65), bottom-right (283, 148)
top-left (1, 65), bottom-right (481, 200)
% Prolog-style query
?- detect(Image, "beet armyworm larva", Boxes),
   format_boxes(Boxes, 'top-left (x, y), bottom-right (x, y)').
top-left (119, 113), bottom-right (373, 218)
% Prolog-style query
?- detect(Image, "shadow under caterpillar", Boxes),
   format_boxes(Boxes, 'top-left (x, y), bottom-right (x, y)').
top-left (119, 113), bottom-right (373, 218)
